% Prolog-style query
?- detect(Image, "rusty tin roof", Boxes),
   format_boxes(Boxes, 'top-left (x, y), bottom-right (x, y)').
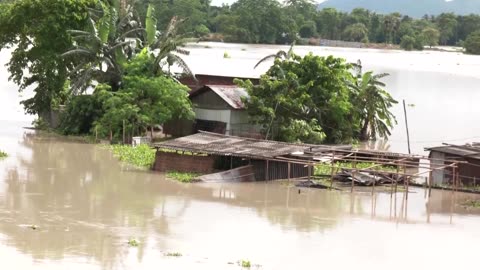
top-left (189, 85), bottom-right (248, 110)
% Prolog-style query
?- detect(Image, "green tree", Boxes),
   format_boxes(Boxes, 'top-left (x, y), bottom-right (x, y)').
top-left (422, 27), bottom-right (440, 47)
top-left (299, 20), bottom-right (317, 38)
top-left (0, 0), bottom-right (95, 116)
top-left (239, 53), bottom-right (357, 144)
top-left (400, 35), bottom-right (416, 50)
top-left (94, 51), bottom-right (194, 140)
top-left (349, 61), bottom-right (397, 141)
top-left (342, 23), bottom-right (369, 42)
top-left (464, 31), bottom-right (480, 55)
top-left (436, 13), bottom-right (458, 45)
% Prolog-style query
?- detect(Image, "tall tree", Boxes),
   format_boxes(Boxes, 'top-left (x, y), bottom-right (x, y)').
top-left (349, 61), bottom-right (397, 141)
top-left (0, 0), bottom-right (95, 116)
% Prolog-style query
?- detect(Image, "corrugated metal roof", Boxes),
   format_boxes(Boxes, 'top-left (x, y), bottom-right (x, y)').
top-left (190, 85), bottom-right (248, 110)
top-left (154, 131), bottom-right (333, 159)
top-left (427, 144), bottom-right (480, 160)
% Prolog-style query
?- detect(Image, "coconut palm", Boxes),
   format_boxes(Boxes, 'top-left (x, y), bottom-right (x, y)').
top-left (350, 60), bottom-right (398, 141)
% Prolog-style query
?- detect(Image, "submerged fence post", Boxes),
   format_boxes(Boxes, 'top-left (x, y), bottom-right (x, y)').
top-left (351, 153), bottom-right (357, 193)
top-left (288, 162), bottom-right (291, 182)
top-left (265, 160), bottom-right (270, 181)
top-left (330, 152), bottom-right (336, 189)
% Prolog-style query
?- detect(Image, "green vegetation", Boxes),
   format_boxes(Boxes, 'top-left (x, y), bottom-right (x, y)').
top-left (464, 31), bottom-right (480, 55)
top-left (166, 171), bottom-right (201, 183)
top-left (460, 200), bottom-right (480, 209)
top-left (315, 162), bottom-right (396, 176)
top-left (223, 51), bottom-right (231, 58)
top-left (238, 52), bottom-right (397, 144)
top-left (0, 150), bottom-right (7, 159)
top-left (127, 238), bottom-right (139, 247)
top-left (240, 260), bottom-right (251, 268)
top-left (165, 252), bottom-right (182, 257)
top-left (110, 144), bottom-right (156, 169)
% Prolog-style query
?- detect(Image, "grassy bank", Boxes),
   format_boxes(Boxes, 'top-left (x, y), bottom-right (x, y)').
top-left (110, 144), bottom-right (156, 168)
top-left (0, 150), bottom-right (7, 159)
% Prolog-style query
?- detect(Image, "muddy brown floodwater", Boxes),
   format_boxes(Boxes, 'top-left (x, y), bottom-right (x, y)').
top-left (1, 121), bottom-right (480, 270)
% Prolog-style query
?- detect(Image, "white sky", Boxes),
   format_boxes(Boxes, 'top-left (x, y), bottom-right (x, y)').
top-left (211, 0), bottom-right (325, 6)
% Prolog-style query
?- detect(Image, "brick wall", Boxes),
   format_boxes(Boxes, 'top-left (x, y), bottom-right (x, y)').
top-left (153, 151), bottom-right (216, 174)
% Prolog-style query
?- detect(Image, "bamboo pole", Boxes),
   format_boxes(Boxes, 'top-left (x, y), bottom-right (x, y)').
top-left (351, 153), bottom-right (357, 193)
top-left (403, 100), bottom-right (412, 154)
top-left (122, 120), bottom-right (126, 144)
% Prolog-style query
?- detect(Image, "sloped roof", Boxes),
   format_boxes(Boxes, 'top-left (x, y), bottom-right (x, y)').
top-left (189, 85), bottom-right (248, 110)
top-left (154, 131), bottom-right (327, 159)
top-left (426, 143), bottom-right (480, 160)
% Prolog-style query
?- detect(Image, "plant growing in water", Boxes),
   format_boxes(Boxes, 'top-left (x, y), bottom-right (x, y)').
top-left (110, 144), bottom-right (156, 168)
top-left (128, 238), bottom-right (139, 247)
top-left (166, 171), bottom-right (201, 183)
top-left (240, 260), bottom-right (251, 268)
top-left (0, 150), bottom-right (7, 159)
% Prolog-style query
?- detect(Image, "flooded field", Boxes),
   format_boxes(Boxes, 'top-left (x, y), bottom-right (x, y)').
top-left (1, 121), bottom-right (480, 269)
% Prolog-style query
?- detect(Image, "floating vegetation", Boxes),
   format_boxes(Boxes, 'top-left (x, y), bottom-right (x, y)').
top-left (0, 150), bottom-right (7, 159)
top-left (460, 199), bottom-right (480, 209)
top-left (223, 51), bottom-right (231, 58)
top-left (127, 238), bottom-right (139, 247)
top-left (240, 260), bottom-right (251, 268)
top-left (165, 252), bottom-right (182, 257)
top-left (166, 171), bottom-right (201, 183)
top-left (110, 144), bottom-right (156, 168)
top-left (30, 225), bottom-right (38, 230)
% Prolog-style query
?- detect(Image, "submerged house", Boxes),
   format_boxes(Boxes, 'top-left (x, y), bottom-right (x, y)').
top-left (164, 84), bottom-right (260, 138)
top-left (426, 143), bottom-right (480, 185)
top-left (153, 131), bottom-right (349, 181)
top-left (189, 85), bottom-right (259, 137)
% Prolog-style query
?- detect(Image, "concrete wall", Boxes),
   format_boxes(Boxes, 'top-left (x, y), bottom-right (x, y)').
top-left (153, 151), bottom-right (216, 174)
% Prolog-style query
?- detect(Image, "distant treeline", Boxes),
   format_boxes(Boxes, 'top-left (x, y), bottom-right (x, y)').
top-left (135, 0), bottom-right (480, 51)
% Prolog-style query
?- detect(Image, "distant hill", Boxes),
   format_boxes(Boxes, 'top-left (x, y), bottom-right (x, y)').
top-left (318, 0), bottom-right (480, 17)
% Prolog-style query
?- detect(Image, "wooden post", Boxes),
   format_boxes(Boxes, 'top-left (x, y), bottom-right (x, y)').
top-left (230, 156), bottom-right (233, 169)
top-left (474, 177), bottom-right (476, 189)
top-left (351, 154), bottom-right (357, 193)
top-left (287, 162), bottom-right (291, 182)
top-left (265, 160), bottom-right (270, 181)
top-left (109, 130), bottom-right (113, 142)
top-left (428, 170), bottom-right (433, 198)
top-left (95, 126), bottom-right (98, 142)
top-left (330, 152), bottom-right (336, 189)
top-left (403, 99), bottom-right (412, 154)
top-left (404, 163), bottom-right (409, 201)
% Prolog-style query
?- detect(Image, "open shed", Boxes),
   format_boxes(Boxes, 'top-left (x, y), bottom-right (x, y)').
top-left (426, 143), bottom-right (480, 185)
top-left (153, 131), bottom-right (347, 181)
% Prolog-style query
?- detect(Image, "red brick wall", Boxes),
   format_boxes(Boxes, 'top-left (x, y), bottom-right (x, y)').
top-left (153, 151), bottom-right (216, 174)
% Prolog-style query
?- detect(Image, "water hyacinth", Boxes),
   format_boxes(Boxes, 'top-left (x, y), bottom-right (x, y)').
top-left (110, 144), bottom-right (156, 168)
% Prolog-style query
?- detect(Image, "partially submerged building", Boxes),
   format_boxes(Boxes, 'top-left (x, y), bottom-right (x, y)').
top-left (426, 143), bottom-right (480, 185)
top-left (154, 131), bottom-right (349, 181)
top-left (164, 84), bottom-right (260, 138)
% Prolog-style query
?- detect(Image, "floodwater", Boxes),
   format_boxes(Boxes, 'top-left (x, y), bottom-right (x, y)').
top-left (1, 121), bottom-right (480, 269)
top-left (2, 44), bottom-right (480, 269)
top-left (183, 42), bottom-right (480, 154)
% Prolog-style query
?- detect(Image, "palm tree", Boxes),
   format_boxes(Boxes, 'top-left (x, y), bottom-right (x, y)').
top-left (350, 60), bottom-right (398, 141)
top-left (63, 1), bottom-right (194, 93)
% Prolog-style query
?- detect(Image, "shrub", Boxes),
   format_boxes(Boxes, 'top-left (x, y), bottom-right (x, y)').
top-left (465, 31), bottom-right (480, 55)
top-left (58, 95), bottom-right (102, 135)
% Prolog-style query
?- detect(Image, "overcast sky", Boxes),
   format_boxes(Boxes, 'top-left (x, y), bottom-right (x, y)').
top-left (211, 0), bottom-right (325, 6)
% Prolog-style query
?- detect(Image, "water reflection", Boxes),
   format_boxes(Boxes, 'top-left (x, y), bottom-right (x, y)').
top-left (1, 123), bottom-right (480, 269)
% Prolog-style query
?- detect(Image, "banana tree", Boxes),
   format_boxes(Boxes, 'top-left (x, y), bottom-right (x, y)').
top-left (349, 60), bottom-right (398, 141)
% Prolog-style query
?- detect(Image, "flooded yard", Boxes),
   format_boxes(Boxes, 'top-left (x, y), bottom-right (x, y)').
top-left (1, 121), bottom-right (480, 269)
